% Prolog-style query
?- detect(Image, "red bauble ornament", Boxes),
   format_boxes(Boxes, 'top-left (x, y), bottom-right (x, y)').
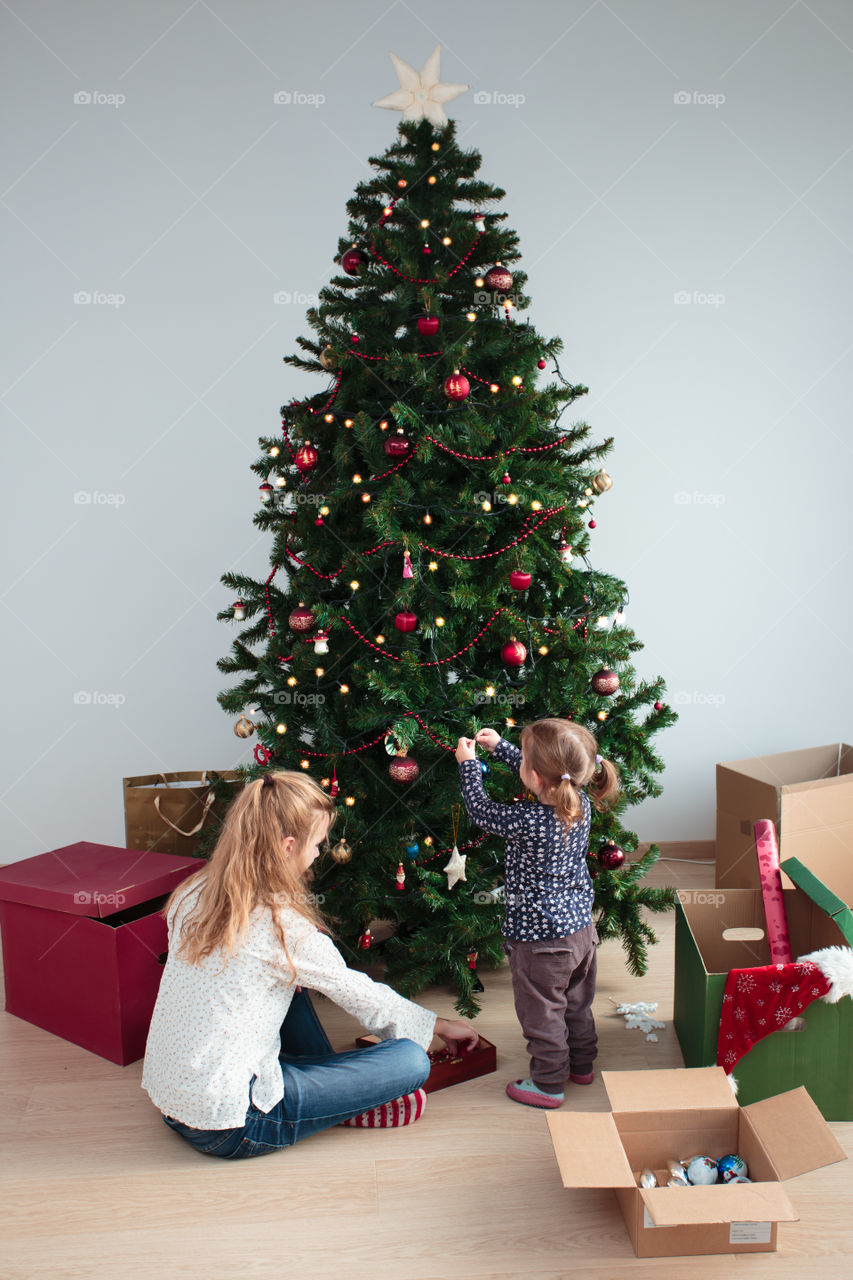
top-left (591, 667), bottom-right (620, 696)
top-left (509, 570), bottom-right (532, 591)
top-left (588, 519), bottom-right (597, 529)
top-left (384, 432), bottom-right (412, 457)
top-left (443, 372), bottom-right (470, 400)
top-left (288, 603), bottom-right (316, 633)
top-left (483, 265), bottom-right (514, 293)
top-left (294, 443), bottom-right (319, 474)
top-left (389, 755), bottom-right (420, 783)
top-left (537, 358), bottom-right (546, 369)
top-left (394, 611), bottom-right (418, 633)
top-left (501, 637), bottom-right (527, 668)
top-left (350, 333), bottom-right (360, 344)
top-left (501, 472), bottom-right (511, 484)
top-left (598, 842), bottom-right (626, 871)
top-left (654, 701), bottom-right (663, 711)
top-left (417, 315), bottom-right (439, 336)
top-left (341, 248), bottom-right (366, 275)
top-left (315, 516), bottom-right (324, 526)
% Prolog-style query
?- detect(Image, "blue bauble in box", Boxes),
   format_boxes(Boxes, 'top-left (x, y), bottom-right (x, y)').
top-left (717, 1154), bottom-right (748, 1182)
top-left (405, 842), bottom-right (419, 859)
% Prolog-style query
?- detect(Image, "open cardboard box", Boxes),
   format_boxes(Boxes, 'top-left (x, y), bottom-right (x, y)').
top-left (675, 843), bottom-right (853, 1118)
top-left (716, 743), bottom-right (853, 890)
top-left (547, 1067), bottom-right (845, 1258)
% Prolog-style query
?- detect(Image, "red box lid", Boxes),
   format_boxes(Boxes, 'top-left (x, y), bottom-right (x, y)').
top-left (0, 842), bottom-right (200, 917)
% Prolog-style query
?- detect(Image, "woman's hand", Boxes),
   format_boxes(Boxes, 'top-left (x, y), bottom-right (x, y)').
top-left (434, 1016), bottom-right (480, 1056)
top-left (455, 737), bottom-right (477, 763)
top-left (474, 728), bottom-right (501, 753)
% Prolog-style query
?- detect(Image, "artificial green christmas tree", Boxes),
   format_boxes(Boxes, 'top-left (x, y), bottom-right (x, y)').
top-left (217, 47), bottom-right (676, 1015)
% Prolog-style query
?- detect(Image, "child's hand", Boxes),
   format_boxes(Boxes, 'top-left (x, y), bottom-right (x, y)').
top-left (434, 1017), bottom-right (480, 1056)
top-left (474, 728), bottom-right (501, 753)
top-left (455, 737), bottom-right (477, 763)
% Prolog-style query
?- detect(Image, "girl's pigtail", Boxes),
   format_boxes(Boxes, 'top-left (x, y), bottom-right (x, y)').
top-left (553, 777), bottom-right (584, 830)
top-left (588, 756), bottom-right (620, 812)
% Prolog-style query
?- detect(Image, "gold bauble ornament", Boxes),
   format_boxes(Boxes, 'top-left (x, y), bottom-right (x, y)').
top-left (234, 716), bottom-right (255, 739)
top-left (592, 469), bottom-right (612, 493)
top-left (319, 344), bottom-right (339, 371)
top-left (331, 839), bottom-right (352, 864)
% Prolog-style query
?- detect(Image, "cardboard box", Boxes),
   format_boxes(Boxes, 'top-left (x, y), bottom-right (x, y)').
top-left (716, 743), bottom-right (853, 889)
top-left (673, 881), bottom-right (853, 1118)
top-left (355, 1033), bottom-right (497, 1091)
top-left (547, 1067), bottom-right (845, 1258)
top-left (0, 842), bottom-right (199, 1065)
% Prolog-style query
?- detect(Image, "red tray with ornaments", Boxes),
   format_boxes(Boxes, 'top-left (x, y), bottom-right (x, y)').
top-left (354, 1033), bottom-right (497, 1093)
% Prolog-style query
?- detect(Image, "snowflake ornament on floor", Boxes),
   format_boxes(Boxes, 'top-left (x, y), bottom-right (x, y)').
top-left (613, 1000), bottom-right (666, 1042)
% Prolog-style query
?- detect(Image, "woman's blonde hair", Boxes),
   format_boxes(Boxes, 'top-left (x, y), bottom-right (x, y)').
top-left (520, 718), bottom-right (620, 830)
top-left (163, 770), bottom-right (336, 975)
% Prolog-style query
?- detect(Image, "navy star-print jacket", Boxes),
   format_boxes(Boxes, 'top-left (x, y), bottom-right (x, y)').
top-left (458, 737), bottom-right (594, 941)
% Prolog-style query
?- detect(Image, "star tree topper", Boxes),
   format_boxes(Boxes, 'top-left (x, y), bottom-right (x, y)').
top-left (372, 44), bottom-right (470, 128)
top-left (443, 844), bottom-right (467, 890)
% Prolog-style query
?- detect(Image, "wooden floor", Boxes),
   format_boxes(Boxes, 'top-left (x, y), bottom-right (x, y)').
top-left (2, 856), bottom-right (852, 1278)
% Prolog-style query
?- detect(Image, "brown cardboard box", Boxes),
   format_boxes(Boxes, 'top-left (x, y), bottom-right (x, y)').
top-left (547, 1067), bottom-right (845, 1258)
top-left (716, 744), bottom-right (853, 889)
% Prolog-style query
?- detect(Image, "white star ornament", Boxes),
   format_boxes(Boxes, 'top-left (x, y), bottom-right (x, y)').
top-left (372, 44), bottom-right (469, 128)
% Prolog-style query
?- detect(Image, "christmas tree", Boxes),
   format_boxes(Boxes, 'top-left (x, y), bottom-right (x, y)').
top-left (217, 47), bottom-right (676, 1016)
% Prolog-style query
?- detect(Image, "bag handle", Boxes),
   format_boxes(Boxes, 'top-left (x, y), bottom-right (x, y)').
top-left (153, 787), bottom-right (216, 838)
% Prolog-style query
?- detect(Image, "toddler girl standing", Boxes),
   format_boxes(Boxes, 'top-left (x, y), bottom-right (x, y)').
top-left (456, 718), bottom-right (619, 1109)
top-left (142, 770), bottom-right (476, 1157)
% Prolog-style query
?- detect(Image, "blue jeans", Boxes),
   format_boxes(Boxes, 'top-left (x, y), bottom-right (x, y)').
top-left (161, 989), bottom-right (430, 1159)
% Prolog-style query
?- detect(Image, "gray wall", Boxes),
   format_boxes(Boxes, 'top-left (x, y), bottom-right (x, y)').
top-left (3, 0), bottom-right (852, 863)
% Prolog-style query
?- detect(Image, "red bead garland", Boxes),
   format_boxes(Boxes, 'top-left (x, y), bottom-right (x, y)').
top-left (419, 505), bottom-right (567, 561)
top-left (368, 231), bottom-right (482, 284)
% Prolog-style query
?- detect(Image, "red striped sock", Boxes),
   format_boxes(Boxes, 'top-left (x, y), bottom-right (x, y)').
top-left (341, 1088), bottom-right (427, 1128)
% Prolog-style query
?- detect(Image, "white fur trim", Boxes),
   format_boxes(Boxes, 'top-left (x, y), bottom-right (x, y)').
top-left (798, 946), bottom-right (853, 1003)
top-left (727, 1072), bottom-right (739, 1096)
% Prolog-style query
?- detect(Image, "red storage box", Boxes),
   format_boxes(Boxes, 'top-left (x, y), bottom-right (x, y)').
top-left (356, 1033), bottom-right (497, 1091)
top-left (0, 842), bottom-right (199, 1065)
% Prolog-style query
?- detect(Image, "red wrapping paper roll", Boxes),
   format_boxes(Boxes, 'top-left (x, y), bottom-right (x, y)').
top-left (753, 818), bottom-right (794, 965)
